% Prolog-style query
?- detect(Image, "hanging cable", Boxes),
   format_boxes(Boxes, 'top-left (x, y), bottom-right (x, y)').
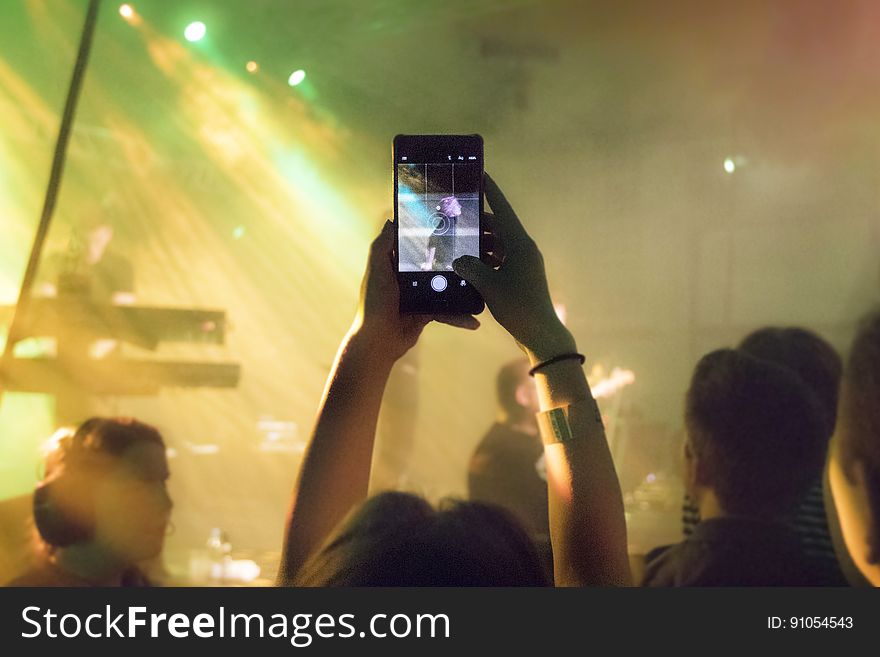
top-left (0, 0), bottom-right (102, 404)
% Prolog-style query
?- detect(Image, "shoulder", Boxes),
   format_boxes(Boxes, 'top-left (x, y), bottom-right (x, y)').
top-left (472, 424), bottom-right (508, 452)
top-left (121, 567), bottom-right (153, 587)
top-left (4, 562), bottom-right (84, 587)
top-left (640, 543), bottom-right (680, 587)
top-left (101, 251), bottom-right (132, 270)
top-left (473, 425), bottom-right (540, 459)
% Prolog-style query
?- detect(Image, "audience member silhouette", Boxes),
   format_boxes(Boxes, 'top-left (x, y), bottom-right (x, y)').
top-left (5, 417), bottom-right (172, 587)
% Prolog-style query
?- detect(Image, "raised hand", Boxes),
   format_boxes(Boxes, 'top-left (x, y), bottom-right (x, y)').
top-left (353, 221), bottom-right (479, 366)
top-left (453, 174), bottom-right (574, 362)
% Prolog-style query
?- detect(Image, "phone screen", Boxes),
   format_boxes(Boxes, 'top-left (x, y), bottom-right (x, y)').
top-left (396, 158), bottom-right (481, 272)
top-left (394, 135), bottom-right (484, 314)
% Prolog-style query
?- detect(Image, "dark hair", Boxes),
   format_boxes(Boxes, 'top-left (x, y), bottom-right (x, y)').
top-left (739, 327), bottom-right (842, 438)
top-left (838, 309), bottom-right (880, 543)
top-left (496, 359), bottom-right (531, 419)
top-left (33, 417), bottom-right (167, 547)
top-left (293, 491), bottom-right (550, 586)
top-left (685, 349), bottom-right (826, 517)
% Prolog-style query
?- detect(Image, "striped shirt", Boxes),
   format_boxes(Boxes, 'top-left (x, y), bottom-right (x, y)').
top-left (682, 477), bottom-right (844, 579)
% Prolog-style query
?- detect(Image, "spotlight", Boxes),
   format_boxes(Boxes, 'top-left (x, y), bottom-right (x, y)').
top-left (233, 226), bottom-right (245, 239)
top-left (723, 157), bottom-right (736, 174)
top-left (184, 21), bottom-right (207, 42)
top-left (119, 4), bottom-right (134, 19)
top-left (246, 61), bottom-right (259, 74)
top-left (287, 69), bottom-right (306, 87)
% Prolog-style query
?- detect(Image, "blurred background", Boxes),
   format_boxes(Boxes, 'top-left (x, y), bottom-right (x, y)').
top-left (1, 0), bottom-right (879, 582)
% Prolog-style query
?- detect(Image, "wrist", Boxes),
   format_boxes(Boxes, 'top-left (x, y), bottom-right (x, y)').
top-left (523, 322), bottom-right (578, 365)
top-left (344, 326), bottom-right (397, 373)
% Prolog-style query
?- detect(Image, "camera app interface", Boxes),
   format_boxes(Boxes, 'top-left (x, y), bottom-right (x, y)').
top-left (397, 159), bottom-right (480, 272)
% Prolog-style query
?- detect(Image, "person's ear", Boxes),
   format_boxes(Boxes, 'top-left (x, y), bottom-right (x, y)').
top-left (693, 457), bottom-right (712, 488)
top-left (683, 440), bottom-right (709, 493)
top-left (514, 383), bottom-right (530, 409)
top-left (683, 440), bottom-right (695, 490)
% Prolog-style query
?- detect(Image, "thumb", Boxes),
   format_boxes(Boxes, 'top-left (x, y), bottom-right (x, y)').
top-left (376, 219), bottom-right (394, 247)
top-left (368, 220), bottom-right (395, 266)
top-left (453, 255), bottom-right (495, 295)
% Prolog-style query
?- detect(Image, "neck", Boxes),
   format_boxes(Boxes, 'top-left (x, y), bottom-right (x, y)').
top-left (500, 412), bottom-right (538, 436)
top-left (696, 491), bottom-right (780, 523)
top-left (695, 489), bottom-right (725, 521)
top-left (52, 543), bottom-right (127, 586)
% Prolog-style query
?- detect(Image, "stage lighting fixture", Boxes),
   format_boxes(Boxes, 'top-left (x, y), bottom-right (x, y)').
top-left (288, 69), bottom-right (306, 87)
top-left (184, 21), bottom-right (207, 42)
top-left (246, 61), bottom-right (259, 74)
top-left (723, 157), bottom-right (736, 174)
top-left (119, 4), bottom-right (134, 19)
top-left (233, 226), bottom-right (246, 239)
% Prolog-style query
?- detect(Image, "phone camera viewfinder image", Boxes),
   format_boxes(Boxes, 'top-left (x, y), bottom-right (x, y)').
top-left (397, 161), bottom-right (481, 273)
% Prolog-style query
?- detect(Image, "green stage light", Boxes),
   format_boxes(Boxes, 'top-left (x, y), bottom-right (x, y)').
top-left (288, 69), bottom-right (306, 87)
top-left (184, 21), bottom-right (207, 42)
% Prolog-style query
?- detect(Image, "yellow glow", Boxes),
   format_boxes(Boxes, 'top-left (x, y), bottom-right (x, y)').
top-left (544, 445), bottom-right (574, 504)
top-left (0, 4), bottom-right (392, 580)
top-left (590, 368), bottom-right (635, 399)
top-left (41, 427), bottom-right (74, 460)
top-left (829, 433), bottom-right (880, 585)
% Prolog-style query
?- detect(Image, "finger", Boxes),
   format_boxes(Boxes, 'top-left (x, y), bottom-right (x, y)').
top-left (482, 210), bottom-right (495, 224)
top-left (482, 211), bottom-right (497, 234)
top-left (481, 211), bottom-right (503, 249)
top-left (482, 232), bottom-right (495, 254)
top-left (369, 220), bottom-right (395, 270)
top-left (432, 314), bottom-right (480, 330)
top-left (385, 217), bottom-right (397, 265)
top-left (403, 314), bottom-right (433, 332)
top-left (484, 173), bottom-right (527, 240)
top-left (485, 252), bottom-right (503, 269)
top-left (371, 219), bottom-right (394, 251)
top-left (452, 255), bottom-right (495, 296)
top-left (481, 213), bottom-right (507, 267)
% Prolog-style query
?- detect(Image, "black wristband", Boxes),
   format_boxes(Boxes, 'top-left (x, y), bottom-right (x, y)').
top-left (528, 352), bottom-right (586, 377)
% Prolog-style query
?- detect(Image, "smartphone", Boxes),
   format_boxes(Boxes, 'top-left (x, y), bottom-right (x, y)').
top-left (393, 134), bottom-right (485, 315)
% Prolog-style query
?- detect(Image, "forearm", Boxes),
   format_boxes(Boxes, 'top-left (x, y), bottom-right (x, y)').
top-left (526, 324), bottom-right (632, 587)
top-left (278, 329), bottom-right (393, 583)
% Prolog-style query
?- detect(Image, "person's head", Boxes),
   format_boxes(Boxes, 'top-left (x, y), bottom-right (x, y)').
top-left (739, 327), bottom-right (842, 438)
top-left (294, 491), bottom-right (549, 586)
top-left (71, 194), bottom-right (122, 261)
top-left (33, 417), bottom-right (172, 565)
top-left (683, 349), bottom-right (826, 519)
top-left (86, 222), bottom-right (114, 258)
top-left (829, 309), bottom-right (880, 585)
top-left (438, 196), bottom-right (462, 218)
top-left (496, 359), bottom-right (539, 423)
